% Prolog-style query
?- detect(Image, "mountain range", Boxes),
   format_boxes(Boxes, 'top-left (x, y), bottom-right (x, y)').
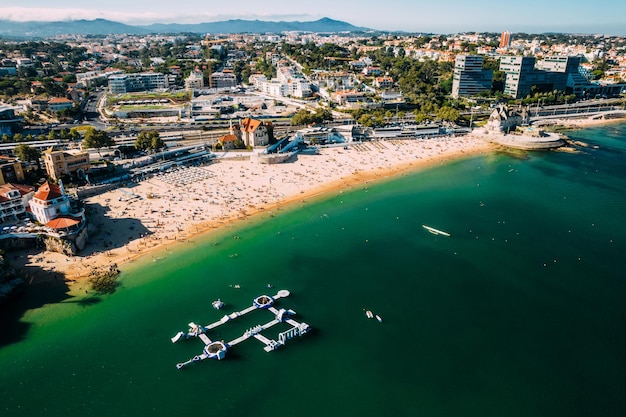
top-left (0, 17), bottom-right (371, 38)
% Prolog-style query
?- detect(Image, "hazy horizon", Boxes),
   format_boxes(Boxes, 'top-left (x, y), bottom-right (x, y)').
top-left (1, 1), bottom-right (625, 36)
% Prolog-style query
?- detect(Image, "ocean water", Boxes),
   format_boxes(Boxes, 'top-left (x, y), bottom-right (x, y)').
top-left (1, 124), bottom-right (625, 416)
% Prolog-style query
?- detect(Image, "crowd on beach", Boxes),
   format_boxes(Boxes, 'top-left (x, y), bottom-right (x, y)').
top-left (13, 134), bottom-right (498, 291)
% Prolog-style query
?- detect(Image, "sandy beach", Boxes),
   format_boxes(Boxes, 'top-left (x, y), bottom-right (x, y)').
top-left (15, 112), bottom-right (626, 292)
top-left (11, 134), bottom-right (498, 292)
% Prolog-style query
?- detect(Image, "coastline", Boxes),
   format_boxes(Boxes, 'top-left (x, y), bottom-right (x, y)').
top-left (11, 135), bottom-right (497, 294)
top-left (14, 113), bottom-right (626, 294)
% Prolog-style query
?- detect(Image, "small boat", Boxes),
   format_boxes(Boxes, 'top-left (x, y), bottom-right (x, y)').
top-left (212, 299), bottom-right (224, 310)
top-left (422, 225), bottom-right (451, 237)
top-left (375, 315), bottom-right (383, 323)
top-left (365, 310), bottom-right (374, 319)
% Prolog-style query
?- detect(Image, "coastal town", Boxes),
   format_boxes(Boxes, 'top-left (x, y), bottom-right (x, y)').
top-left (1, 24), bottom-right (626, 301)
top-left (2, 2), bottom-right (626, 416)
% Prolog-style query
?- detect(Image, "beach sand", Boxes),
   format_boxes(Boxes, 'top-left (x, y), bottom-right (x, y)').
top-left (13, 135), bottom-right (497, 293)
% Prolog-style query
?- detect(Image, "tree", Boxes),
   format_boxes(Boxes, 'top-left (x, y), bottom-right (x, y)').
top-left (14, 144), bottom-right (42, 170)
top-left (435, 106), bottom-right (460, 122)
top-left (83, 128), bottom-right (114, 155)
top-left (134, 130), bottom-right (164, 152)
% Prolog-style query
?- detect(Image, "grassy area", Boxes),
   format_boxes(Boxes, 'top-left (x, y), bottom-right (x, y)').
top-left (117, 105), bottom-right (170, 111)
top-left (109, 91), bottom-right (191, 105)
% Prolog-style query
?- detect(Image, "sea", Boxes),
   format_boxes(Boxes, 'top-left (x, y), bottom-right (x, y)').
top-left (1, 124), bottom-right (625, 417)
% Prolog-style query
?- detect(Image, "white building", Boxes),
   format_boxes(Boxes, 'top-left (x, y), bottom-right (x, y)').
top-left (28, 181), bottom-right (84, 230)
top-left (185, 70), bottom-right (205, 90)
top-left (0, 183), bottom-right (34, 224)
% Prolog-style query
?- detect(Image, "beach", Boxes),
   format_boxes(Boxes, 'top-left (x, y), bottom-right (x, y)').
top-left (11, 134), bottom-right (495, 291)
top-left (3, 121), bottom-right (625, 417)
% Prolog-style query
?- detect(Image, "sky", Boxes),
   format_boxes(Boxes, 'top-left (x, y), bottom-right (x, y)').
top-left (0, 0), bottom-right (625, 35)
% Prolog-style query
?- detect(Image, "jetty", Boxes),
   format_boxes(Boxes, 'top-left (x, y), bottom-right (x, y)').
top-left (171, 289), bottom-right (311, 369)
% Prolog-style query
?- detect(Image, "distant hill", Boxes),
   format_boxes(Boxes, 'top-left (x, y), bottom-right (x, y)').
top-left (143, 17), bottom-right (369, 34)
top-left (0, 19), bottom-right (148, 38)
top-left (0, 17), bottom-right (370, 38)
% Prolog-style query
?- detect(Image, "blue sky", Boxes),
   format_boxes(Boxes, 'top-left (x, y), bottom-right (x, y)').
top-left (1, 1), bottom-right (625, 35)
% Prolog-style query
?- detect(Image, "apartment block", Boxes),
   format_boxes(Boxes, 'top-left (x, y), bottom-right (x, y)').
top-left (108, 72), bottom-right (168, 94)
top-left (451, 55), bottom-right (493, 98)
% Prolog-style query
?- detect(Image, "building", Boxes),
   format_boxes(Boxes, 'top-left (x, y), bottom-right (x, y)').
top-left (485, 104), bottom-right (529, 133)
top-left (374, 76), bottom-right (394, 89)
top-left (451, 55), bottom-right (493, 98)
top-left (43, 148), bottom-right (90, 181)
top-left (210, 71), bottom-right (237, 89)
top-left (0, 157), bottom-right (25, 184)
top-left (240, 117), bottom-right (271, 148)
top-left (331, 90), bottom-right (367, 106)
top-left (0, 183), bottom-right (34, 224)
top-left (500, 55), bottom-right (595, 98)
top-left (108, 72), bottom-right (168, 94)
top-left (28, 180), bottom-right (85, 232)
top-left (0, 104), bottom-right (24, 135)
top-left (184, 70), bottom-right (205, 90)
top-left (362, 66), bottom-right (383, 76)
top-left (217, 134), bottom-right (238, 150)
top-left (47, 97), bottom-right (74, 113)
top-left (499, 32), bottom-right (511, 48)
top-left (76, 70), bottom-right (123, 88)
top-left (500, 56), bottom-right (541, 98)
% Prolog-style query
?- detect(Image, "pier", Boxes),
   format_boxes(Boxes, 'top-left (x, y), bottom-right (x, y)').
top-left (171, 289), bottom-right (311, 369)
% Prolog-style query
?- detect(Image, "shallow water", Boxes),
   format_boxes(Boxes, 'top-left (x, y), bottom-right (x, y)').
top-left (1, 124), bottom-right (625, 416)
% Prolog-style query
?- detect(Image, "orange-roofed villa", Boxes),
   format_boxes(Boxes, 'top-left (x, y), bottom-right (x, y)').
top-left (28, 180), bottom-right (86, 236)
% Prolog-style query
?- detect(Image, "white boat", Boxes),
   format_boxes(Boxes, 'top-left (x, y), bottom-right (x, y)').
top-left (422, 225), bottom-right (451, 237)
top-left (375, 315), bottom-right (383, 323)
top-left (212, 299), bottom-right (224, 310)
top-left (365, 310), bottom-right (374, 319)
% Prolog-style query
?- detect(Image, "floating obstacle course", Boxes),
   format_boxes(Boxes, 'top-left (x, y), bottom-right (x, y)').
top-left (171, 289), bottom-right (311, 369)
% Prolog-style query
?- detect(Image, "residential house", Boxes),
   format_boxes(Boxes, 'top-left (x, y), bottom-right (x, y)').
top-left (374, 76), bottom-right (394, 89)
top-left (217, 134), bottom-right (238, 150)
top-left (362, 66), bottom-right (383, 76)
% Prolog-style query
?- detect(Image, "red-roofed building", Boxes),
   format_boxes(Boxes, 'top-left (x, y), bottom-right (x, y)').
top-left (29, 180), bottom-right (84, 229)
top-left (47, 97), bottom-right (74, 112)
top-left (217, 134), bottom-right (238, 150)
top-left (240, 117), bottom-right (271, 147)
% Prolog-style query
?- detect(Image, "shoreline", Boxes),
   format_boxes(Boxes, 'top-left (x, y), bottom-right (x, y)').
top-left (13, 113), bottom-right (626, 295)
top-left (11, 135), bottom-right (497, 295)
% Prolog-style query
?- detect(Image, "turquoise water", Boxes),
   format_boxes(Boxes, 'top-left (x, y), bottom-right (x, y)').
top-left (1, 124), bottom-right (625, 416)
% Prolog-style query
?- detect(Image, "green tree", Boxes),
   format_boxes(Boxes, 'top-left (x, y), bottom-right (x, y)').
top-left (134, 130), bottom-right (164, 152)
top-left (83, 128), bottom-right (114, 155)
top-left (14, 143), bottom-right (42, 170)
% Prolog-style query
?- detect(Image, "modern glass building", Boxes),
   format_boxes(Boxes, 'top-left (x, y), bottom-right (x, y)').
top-left (451, 55), bottom-right (493, 98)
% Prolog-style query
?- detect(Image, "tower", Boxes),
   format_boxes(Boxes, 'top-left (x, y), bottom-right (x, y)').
top-left (499, 31), bottom-right (511, 48)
